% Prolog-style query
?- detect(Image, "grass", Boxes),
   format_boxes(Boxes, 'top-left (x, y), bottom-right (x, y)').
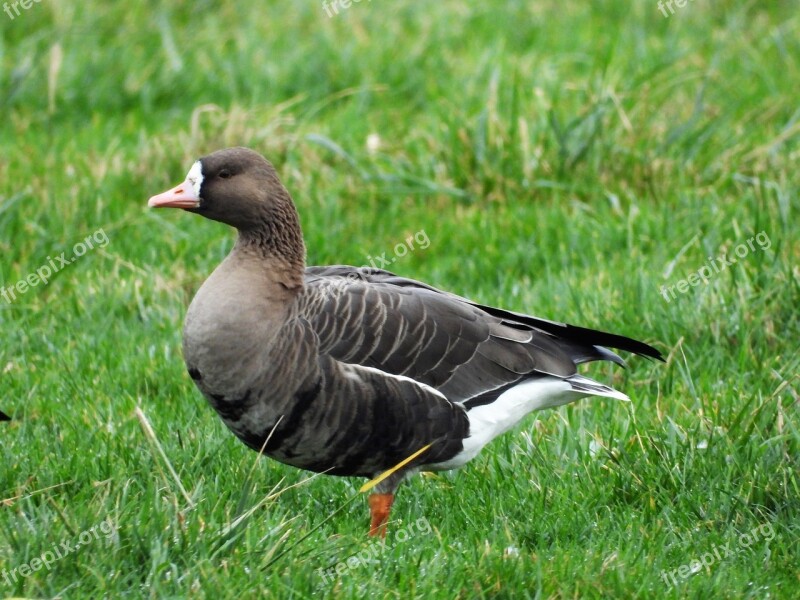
top-left (1, 1), bottom-right (798, 598)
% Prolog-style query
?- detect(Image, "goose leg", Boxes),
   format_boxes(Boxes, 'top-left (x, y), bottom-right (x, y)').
top-left (368, 493), bottom-right (395, 538)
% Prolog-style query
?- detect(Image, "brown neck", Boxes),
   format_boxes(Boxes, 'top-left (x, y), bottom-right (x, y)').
top-left (235, 200), bottom-right (306, 293)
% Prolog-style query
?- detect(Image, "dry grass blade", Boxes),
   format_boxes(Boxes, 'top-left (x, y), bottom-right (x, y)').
top-left (135, 406), bottom-right (195, 509)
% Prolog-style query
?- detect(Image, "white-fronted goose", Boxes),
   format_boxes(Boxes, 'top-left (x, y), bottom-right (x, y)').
top-left (148, 147), bottom-right (663, 536)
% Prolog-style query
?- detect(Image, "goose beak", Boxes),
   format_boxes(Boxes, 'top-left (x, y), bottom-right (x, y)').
top-left (148, 178), bottom-right (200, 209)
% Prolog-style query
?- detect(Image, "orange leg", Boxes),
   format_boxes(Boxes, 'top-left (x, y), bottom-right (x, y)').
top-left (368, 493), bottom-right (395, 538)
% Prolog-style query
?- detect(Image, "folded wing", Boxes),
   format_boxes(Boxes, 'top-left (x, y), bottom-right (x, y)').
top-left (301, 266), bottom-right (662, 406)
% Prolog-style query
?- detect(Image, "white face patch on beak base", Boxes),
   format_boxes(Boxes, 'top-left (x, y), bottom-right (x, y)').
top-left (147, 161), bottom-right (203, 209)
top-left (187, 161), bottom-right (204, 198)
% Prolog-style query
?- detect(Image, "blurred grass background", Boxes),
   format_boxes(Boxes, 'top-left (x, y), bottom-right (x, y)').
top-left (1, 1), bottom-right (798, 598)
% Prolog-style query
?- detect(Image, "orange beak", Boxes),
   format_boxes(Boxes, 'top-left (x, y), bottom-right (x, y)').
top-left (148, 178), bottom-right (200, 209)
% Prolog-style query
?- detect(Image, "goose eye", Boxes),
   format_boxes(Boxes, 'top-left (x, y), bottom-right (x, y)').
top-left (218, 169), bottom-right (232, 179)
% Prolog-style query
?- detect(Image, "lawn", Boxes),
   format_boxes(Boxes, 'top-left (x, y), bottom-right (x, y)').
top-left (1, 1), bottom-right (798, 598)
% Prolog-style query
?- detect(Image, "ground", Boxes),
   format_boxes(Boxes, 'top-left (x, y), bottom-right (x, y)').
top-left (1, 1), bottom-right (798, 598)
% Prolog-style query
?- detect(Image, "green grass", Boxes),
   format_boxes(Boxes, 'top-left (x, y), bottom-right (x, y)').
top-left (1, 1), bottom-right (798, 598)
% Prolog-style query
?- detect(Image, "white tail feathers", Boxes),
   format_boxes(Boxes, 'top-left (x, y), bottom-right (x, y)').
top-left (428, 375), bottom-right (629, 471)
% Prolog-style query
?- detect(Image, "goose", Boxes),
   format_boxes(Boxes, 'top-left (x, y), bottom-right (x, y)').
top-left (148, 147), bottom-right (663, 536)
top-left (0, 411), bottom-right (9, 421)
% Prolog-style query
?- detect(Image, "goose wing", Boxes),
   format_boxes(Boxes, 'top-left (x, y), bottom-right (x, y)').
top-left (301, 266), bottom-right (661, 405)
